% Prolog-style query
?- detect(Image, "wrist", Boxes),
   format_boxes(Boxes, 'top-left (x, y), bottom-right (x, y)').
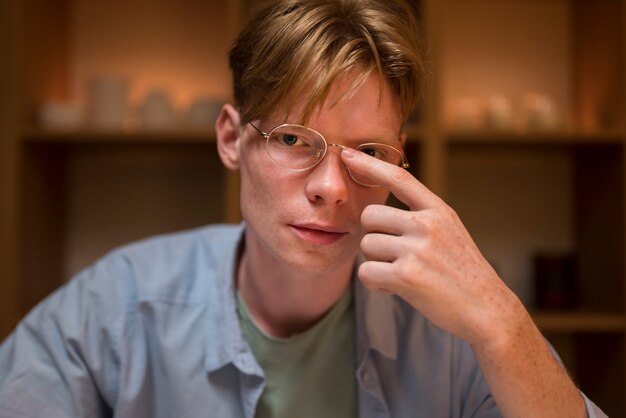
top-left (468, 292), bottom-right (536, 356)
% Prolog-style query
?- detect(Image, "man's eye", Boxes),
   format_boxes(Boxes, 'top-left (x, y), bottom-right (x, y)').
top-left (281, 134), bottom-right (299, 146)
top-left (360, 147), bottom-right (381, 158)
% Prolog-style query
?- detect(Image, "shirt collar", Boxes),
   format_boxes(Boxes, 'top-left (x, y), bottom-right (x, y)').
top-left (203, 226), bottom-right (399, 375)
top-left (204, 222), bottom-right (264, 377)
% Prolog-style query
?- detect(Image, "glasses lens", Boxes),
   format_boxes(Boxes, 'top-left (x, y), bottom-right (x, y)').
top-left (349, 143), bottom-right (406, 186)
top-left (266, 124), bottom-right (326, 170)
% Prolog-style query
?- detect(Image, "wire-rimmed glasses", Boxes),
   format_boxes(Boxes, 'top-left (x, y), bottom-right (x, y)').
top-left (249, 122), bottom-right (409, 187)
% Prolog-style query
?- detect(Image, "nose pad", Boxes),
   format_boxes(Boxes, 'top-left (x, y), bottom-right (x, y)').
top-left (305, 144), bottom-right (351, 204)
top-left (325, 143), bottom-right (359, 179)
top-left (325, 144), bottom-right (351, 175)
top-left (327, 143), bottom-right (346, 152)
top-left (325, 144), bottom-right (347, 165)
top-left (325, 145), bottom-right (378, 188)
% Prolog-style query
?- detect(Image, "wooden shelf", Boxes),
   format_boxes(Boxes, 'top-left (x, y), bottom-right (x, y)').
top-left (21, 128), bottom-right (217, 144)
top-left (532, 312), bottom-right (626, 333)
top-left (445, 130), bottom-right (625, 145)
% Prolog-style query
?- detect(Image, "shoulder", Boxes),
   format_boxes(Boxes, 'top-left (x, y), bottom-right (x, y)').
top-left (15, 223), bottom-right (244, 326)
top-left (0, 224), bottom-right (244, 413)
top-left (95, 223), bottom-right (244, 304)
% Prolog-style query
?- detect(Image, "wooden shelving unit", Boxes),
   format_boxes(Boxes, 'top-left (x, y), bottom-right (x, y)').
top-left (429, 2), bottom-right (626, 415)
top-left (0, 0), bottom-right (624, 415)
top-left (446, 131), bottom-right (625, 145)
top-left (532, 312), bottom-right (626, 333)
top-left (22, 128), bottom-right (218, 144)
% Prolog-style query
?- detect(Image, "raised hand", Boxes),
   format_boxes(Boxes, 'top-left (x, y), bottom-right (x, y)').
top-left (341, 146), bottom-right (523, 348)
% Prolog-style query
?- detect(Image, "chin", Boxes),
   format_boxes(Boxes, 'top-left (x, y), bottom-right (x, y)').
top-left (280, 245), bottom-right (358, 276)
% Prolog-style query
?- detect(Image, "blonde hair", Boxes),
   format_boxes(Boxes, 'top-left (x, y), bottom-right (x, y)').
top-left (229, 0), bottom-right (426, 125)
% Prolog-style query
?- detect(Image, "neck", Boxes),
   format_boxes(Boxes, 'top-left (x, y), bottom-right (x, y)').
top-left (237, 235), bottom-right (355, 338)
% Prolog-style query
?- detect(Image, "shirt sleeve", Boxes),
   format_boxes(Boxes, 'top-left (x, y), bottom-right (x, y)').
top-left (545, 341), bottom-right (609, 418)
top-left (457, 347), bottom-right (502, 418)
top-left (0, 258), bottom-right (123, 418)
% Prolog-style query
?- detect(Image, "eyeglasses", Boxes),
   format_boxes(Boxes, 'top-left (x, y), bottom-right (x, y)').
top-left (249, 122), bottom-right (409, 187)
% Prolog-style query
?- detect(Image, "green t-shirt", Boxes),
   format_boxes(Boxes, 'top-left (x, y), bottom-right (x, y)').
top-left (237, 288), bottom-right (357, 418)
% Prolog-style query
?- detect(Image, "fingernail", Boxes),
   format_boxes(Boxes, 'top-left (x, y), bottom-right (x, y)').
top-left (342, 148), bottom-right (356, 158)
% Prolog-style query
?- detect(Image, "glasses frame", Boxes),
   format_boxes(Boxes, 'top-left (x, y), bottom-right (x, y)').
top-left (248, 122), bottom-right (409, 187)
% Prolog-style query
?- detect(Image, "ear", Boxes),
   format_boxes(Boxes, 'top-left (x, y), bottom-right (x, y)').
top-left (216, 104), bottom-right (242, 170)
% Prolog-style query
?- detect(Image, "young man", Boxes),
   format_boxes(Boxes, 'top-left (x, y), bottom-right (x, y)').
top-left (0, 0), bottom-right (607, 417)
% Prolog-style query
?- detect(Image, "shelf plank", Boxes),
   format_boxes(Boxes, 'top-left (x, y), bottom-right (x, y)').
top-left (21, 128), bottom-right (217, 144)
top-left (532, 312), bottom-right (626, 333)
top-left (23, 127), bottom-right (429, 146)
top-left (22, 127), bottom-right (430, 145)
top-left (445, 130), bottom-right (624, 145)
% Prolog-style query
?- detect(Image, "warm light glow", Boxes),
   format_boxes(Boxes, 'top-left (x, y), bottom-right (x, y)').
top-left (71, 2), bottom-right (234, 115)
top-left (441, 1), bottom-right (572, 132)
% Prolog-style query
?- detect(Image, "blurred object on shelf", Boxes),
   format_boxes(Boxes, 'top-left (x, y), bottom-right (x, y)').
top-left (484, 95), bottom-right (514, 131)
top-left (522, 92), bottom-right (560, 132)
top-left (140, 89), bottom-right (176, 130)
top-left (448, 96), bottom-right (484, 131)
top-left (185, 98), bottom-right (222, 131)
top-left (38, 102), bottom-right (83, 130)
top-left (86, 76), bottom-right (130, 129)
top-left (447, 92), bottom-right (563, 133)
top-left (80, 77), bottom-right (225, 132)
top-left (594, 92), bottom-right (623, 132)
top-left (533, 252), bottom-right (579, 311)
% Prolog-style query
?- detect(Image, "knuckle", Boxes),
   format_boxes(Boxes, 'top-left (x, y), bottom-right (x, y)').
top-left (395, 258), bottom-right (417, 287)
top-left (408, 212), bottom-right (433, 234)
top-left (360, 234), bottom-right (372, 251)
top-left (357, 263), bottom-right (376, 287)
top-left (394, 255), bottom-right (427, 289)
top-left (395, 260), bottom-right (415, 289)
top-left (441, 204), bottom-right (459, 220)
top-left (360, 205), bottom-right (377, 223)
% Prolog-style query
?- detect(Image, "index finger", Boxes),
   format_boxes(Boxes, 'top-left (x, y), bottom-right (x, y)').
top-left (341, 147), bottom-right (444, 210)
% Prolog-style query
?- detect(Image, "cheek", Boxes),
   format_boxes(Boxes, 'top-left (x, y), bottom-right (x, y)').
top-left (238, 141), bottom-right (390, 221)
top-left (238, 151), bottom-right (297, 217)
top-left (356, 188), bottom-right (390, 209)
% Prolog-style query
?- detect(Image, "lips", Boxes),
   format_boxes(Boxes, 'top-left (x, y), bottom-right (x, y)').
top-left (289, 223), bottom-right (349, 245)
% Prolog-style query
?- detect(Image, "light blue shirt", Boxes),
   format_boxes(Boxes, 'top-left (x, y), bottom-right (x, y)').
top-left (0, 224), bottom-right (606, 417)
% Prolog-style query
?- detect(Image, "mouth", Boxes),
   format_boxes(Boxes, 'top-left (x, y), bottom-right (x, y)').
top-left (289, 223), bottom-right (349, 246)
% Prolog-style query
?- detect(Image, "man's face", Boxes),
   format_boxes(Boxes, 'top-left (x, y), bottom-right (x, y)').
top-left (238, 72), bottom-right (404, 275)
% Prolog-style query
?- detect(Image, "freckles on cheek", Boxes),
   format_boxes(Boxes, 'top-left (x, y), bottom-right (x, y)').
top-left (241, 175), bottom-right (272, 214)
top-left (240, 162), bottom-right (296, 216)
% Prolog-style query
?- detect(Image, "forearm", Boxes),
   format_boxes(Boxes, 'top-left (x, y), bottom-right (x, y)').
top-left (471, 298), bottom-right (586, 418)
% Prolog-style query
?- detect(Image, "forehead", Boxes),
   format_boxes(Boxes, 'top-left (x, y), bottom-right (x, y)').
top-left (268, 71), bottom-right (403, 141)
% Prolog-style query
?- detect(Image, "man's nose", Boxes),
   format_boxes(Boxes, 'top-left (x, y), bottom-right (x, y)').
top-left (304, 146), bottom-right (350, 205)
